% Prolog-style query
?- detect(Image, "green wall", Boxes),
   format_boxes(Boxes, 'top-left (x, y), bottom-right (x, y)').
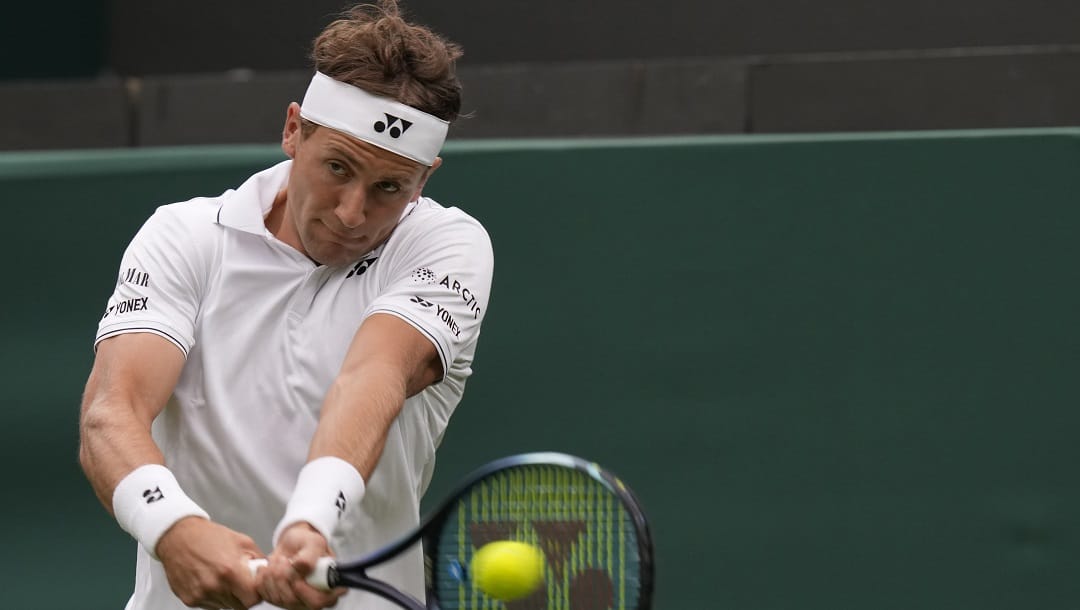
top-left (3, 129), bottom-right (1079, 609)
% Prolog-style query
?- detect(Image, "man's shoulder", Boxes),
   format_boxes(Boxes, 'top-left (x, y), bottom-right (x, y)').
top-left (400, 197), bottom-right (489, 237)
top-left (132, 196), bottom-right (228, 254)
top-left (150, 195), bottom-right (228, 232)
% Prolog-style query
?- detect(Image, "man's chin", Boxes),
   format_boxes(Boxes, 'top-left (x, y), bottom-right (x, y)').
top-left (312, 248), bottom-right (366, 267)
top-left (301, 238), bottom-right (364, 266)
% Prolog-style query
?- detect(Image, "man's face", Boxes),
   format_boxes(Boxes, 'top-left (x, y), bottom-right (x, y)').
top-left (278, 103), bottom-right (438, 266)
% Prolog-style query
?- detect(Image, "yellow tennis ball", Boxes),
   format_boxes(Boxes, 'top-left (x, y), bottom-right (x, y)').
top-left (470, 541), bottom-right (545, 601)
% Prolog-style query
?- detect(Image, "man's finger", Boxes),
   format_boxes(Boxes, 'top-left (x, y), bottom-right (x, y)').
top-left (290, 547), bottom-right (323, 575)
top-left (294, 581), bottom-right (342, 610)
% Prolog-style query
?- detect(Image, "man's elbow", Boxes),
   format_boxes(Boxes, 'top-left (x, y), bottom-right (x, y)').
top-left (78, 395), bottom-right (104, 477)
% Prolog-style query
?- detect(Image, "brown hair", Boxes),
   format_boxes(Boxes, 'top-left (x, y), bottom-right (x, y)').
top-left (311, 0), bottom-right (463, 122)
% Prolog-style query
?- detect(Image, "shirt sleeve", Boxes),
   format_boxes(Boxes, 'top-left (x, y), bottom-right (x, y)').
top-left (365, 209), bottom-right (494, 376)
top-left (95, 203), bottom-right (215, 356)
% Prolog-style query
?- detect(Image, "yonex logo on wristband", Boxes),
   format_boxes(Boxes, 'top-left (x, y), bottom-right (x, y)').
top-left (374, 114), bottom-right (412, 139)
top-left (114, 464), bottom-right (209, 558)
top-left (274, 458), bottom-right (365, 545)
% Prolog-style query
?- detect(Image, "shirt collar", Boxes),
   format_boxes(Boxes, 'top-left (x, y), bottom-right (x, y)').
top-left (216, 160), bottom-right (292, 236)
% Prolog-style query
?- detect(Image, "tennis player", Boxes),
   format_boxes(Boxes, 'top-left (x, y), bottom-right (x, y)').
top-left (79, 2), bottom-right (492, 609)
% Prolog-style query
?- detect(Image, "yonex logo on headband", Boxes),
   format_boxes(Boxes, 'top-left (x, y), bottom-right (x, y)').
top-left (300, 72), bottom-right (448, 165)
top-left (374, 114), bottom-right (413, 138)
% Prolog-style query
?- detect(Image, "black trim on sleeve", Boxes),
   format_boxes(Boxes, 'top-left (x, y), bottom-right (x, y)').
top-left (96, 327), bottom-right (189, 357)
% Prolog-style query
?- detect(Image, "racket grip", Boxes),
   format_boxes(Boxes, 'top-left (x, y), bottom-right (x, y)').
top-left (246, 557), bottom-right (337, 591)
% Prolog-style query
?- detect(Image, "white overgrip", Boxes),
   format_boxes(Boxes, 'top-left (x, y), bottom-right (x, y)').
top-left (247, 557), bottom-right (337, 591)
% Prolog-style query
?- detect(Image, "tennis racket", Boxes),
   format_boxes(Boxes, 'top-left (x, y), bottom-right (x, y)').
top-left (250, 452), bottom-right (654, 609)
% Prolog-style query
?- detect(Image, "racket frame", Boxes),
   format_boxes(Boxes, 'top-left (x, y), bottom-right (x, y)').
top-left (328, 452), bottom-right (655, 610)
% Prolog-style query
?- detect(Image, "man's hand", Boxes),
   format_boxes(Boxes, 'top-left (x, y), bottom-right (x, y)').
top-left (255, 522), bottom-right (345, 610)
top-left (156, 516), bottom-right (263, 610)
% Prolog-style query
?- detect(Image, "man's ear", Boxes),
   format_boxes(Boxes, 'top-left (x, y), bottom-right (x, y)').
top-left (282, 102), bottom-right (303, 159)
top-left (413, 156), bottom-right (443, 200)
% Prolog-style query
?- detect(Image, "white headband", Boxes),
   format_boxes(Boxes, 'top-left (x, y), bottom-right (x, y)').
top-left (299, 71), bottom-right (449, 166)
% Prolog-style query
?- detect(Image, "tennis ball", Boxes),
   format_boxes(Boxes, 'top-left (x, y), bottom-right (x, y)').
top-left (470, 540), bottom-right (545, 601)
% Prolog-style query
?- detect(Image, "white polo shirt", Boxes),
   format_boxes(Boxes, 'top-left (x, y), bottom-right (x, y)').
top-left (96, 160), bottom-right (494, 610)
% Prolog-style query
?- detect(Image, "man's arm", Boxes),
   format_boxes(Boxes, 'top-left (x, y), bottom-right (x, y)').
top-left (256, 313), bottom-right (441, 609)
top-left (310, 312), bottom-right (442, 475)
top-left (80, 333), bottom-right (262, 610)
top-left (80, 334), bottom-right (179, 507)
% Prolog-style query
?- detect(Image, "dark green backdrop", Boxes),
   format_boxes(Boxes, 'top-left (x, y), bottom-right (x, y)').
top-left (3, 129), bottom-right (1078, 609)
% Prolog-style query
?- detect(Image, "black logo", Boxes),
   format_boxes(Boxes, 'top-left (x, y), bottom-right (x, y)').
top-left (438, 275), bottom-right (483, 319)
top-left (410, 295), bottom-right (435, 308)
top-left (374, 114), bottom-right (412, 138)
top-left (143, 487), bottom-right (164, 503)
top-left (435, 304), bottom-right (462, 338)
top-left (346, 257), bottom-right (378, 279)
top-left (335, 491), bottom-right (346, 518)
top-left (122, 267), bottom-right (150, 288)
top-left (102, 296), bottom-right (150, 319)
top-left (411, 267), bottom-right (437, 284)
top-left (407, 294), bottom-right (462, 338)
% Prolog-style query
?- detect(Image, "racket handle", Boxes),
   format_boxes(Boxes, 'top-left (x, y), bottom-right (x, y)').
top-left (247, 557), bottom-right (337, 591)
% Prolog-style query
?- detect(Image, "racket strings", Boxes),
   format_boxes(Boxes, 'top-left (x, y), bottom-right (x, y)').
top-left (433, 464), bottom-right (643, 610)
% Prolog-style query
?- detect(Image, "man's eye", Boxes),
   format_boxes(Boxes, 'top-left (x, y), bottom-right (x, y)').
top-left (377, 182), bottom-right (400, 193)
top-left (328, 161), bottom-right (348, 176)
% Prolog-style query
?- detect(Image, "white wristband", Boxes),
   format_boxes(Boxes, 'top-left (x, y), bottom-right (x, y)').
top-left (273, 456), bottom-right (366, 547)
top-left (111, 464), bottom-right (210, 559)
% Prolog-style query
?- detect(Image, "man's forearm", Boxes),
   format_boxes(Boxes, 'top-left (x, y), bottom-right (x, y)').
top-left (307, 360), bottom-right (408, 479)
top-left (79, 392), bottom-right (166, 514)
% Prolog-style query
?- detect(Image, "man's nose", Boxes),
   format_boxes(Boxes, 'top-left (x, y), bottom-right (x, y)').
top-left (335, 186), bottom-right (366, 228)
